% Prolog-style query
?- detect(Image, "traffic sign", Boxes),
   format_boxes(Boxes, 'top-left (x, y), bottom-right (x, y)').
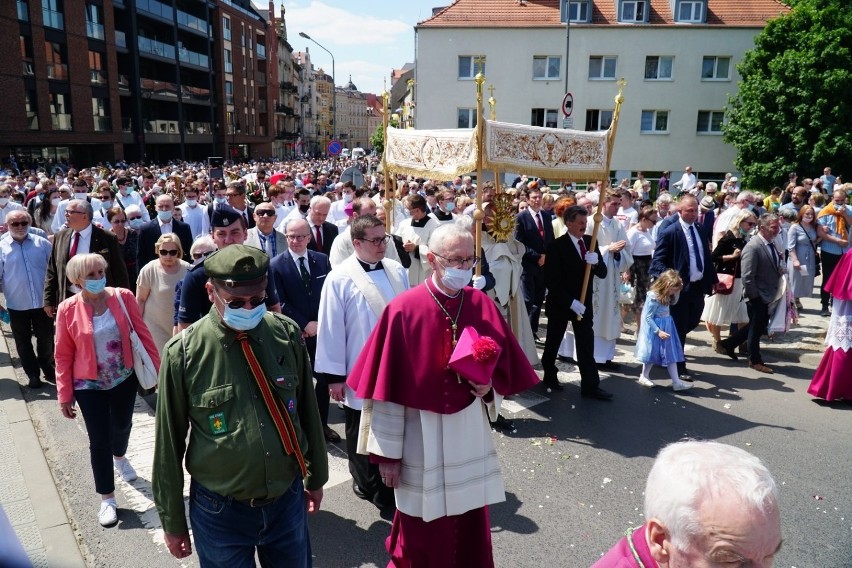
top-left (562, 92), bottom-right (574, 117)
top-left (327, 140), bottom-right (342, 156)
top-left (340, 166), bottom-right (365, 188)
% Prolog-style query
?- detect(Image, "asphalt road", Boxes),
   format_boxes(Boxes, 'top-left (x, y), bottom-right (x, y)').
top-left (15, 330), bottom-right (852, 568)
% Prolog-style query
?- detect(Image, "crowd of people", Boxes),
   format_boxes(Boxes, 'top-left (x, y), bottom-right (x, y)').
top-left (0, 157), bottom-right (849, 566)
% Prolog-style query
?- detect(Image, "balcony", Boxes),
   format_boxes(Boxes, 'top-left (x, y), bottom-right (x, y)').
top-left (42, 8), bottom-right (64, 29)
top-left (177, 9), bottom-right (211, 36)
top-left (118, 75), bottom-right (130, 92)
top-left (274, 104), bottom-right (295, 116)
top-left (182, 85), bottom-right (211, 102)
top-left (142, 120), bottom-right (211, 135)
top-left (47, 63), bottom-right (69, 81)
top-left (93, 116), bottom-right (111, 132)
top-left (275, 131), bottom-right (299, 141)
top-left (184, 121), bottom-right (212, 135)
top-left (87, 21), bottom-right (105, 41)
top-left (17, 1), bottom-right (28, 21)
top-left (51, 114), bottom-right (72, 131)
top-left (179, 46), bottom-right (208, 68)
top-left (141, 78), bottom-right (179, 98)
top-left (22, 61), bottom-right (34, 76)
top-left (27, 114), bottom-right (39, 130)
top-left (115, 31), bottom-right (127, 49)
top-left (138, 37), bottom-right (175, 60)
top-left (280, 81), bottom-right (298, 93)
top-left (137, 0), bottom-right (174, 22)
top-left (90, 70), bottom-right (107, 85)
top-left (121, 117), bottom-right (133, 132)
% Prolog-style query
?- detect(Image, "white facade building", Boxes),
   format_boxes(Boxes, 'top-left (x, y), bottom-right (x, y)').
top-left (415, 0), bottom-right (790, 180)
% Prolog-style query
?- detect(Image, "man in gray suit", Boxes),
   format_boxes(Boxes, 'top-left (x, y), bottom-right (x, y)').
top-left (719, 213), bottom-right (783, 374)
top-left (245, 201), bottom-right (287, 257)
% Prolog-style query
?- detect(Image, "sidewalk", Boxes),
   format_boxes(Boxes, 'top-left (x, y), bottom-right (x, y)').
top-left (0, 331), bottom-right (86, 567)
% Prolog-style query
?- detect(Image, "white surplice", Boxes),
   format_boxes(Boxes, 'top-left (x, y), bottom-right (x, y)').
top-left (394, 216), bottom-right (439, 286)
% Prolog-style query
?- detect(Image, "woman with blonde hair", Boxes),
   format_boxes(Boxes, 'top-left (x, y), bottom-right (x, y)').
top-left (55, 254), bottom-right (159, 526)
top-left (136, 233), bottom-right (191, 353)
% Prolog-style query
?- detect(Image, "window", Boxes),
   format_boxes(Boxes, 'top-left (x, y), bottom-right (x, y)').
top-left (92, 97), bottom-right (110, 131)
top-left (457, 108), bottom-right (477, 129)
top-left (24, 90), bottom-right (38, 130)
top-left (88, 51), bottom-right (107, 84)
top-left (677, 1), bottom-right (704, 22)
top-left (697, 110), bottom-right (724, 134)
top-left (588, 56), bottom-right (617, 80)
top-left (222, 16), bottom-right (231, 41)
top-left (533, 56), bottom-right (561, 80)
top-left (561, 0), bottom-right (590, 23)
top-left (224, 49), bottom-right (232, 73)
top-left (225, 80), bottom-right (234, 105)
top-left (17, 0), bottom-right (29, 21)
top-left (50, 92), bottom-right (72, 131)
top-left (45, 41), bottom-right (68, 81)
top-left (620, 0), bottom-right (646, 22)
top-left (531, 108), bottom-right (558, 128)
top-left (585, 109), bottom-right (613, 131)
top-left (641, 110), bottom-right (669, 133)
top-left (42, 0), bottom-right (64, 29)
top-left (702, 56), bottom-right (731, 80)
top-left (20, 36), bottom-right (34, 76)
top-left (458, 56), bottom-right (485, 80)
top-left (644, 56), bottom-right (673, 80)
top-left (85, 4), bottom-right (104, 40)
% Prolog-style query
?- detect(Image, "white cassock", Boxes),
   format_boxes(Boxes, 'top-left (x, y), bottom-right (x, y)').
top-left (559, 215), bottom-right (633, 363)
top-left (482, 232), bottom-right (539, 365)
top-left (394, 215), bottom-right (438, 286)
top-left (328, 199), bottom-right (351, 229)
top-left (328, 226), bottom-right (401, 267)
top-left (314, 255), bottom-right (410, 410)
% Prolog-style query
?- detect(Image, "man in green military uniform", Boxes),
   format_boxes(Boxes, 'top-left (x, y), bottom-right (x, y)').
top-left (153, 245), bottom-right (328, 567)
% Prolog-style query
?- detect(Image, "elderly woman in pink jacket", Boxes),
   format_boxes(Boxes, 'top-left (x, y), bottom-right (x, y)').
top-left (55, 253), bottom-right (160, 527)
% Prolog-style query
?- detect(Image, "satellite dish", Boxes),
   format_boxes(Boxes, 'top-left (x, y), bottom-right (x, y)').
top-left (340, 166), bottom-right (365, 188)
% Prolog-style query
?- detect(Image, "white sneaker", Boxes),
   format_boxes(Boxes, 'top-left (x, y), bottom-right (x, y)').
top-left (637, 377), bottom-right (655, 388)
top-left (98, 500), bottom-right (117, 527)
top-left (672, 381), bottom-right (693, 392)
top-left (114, 457), bottom-right (137, 482)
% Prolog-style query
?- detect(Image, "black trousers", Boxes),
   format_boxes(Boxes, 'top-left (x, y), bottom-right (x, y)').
top-left (521, 265), bottom-right (546, 334)
top-left (820, 251), bottom-right (843, 308)
top-left (9, 308), bottom-right (55, 381)
top-left (541, 304), bottom-right (600, 393)
top-left (305, 340), bottom-right (330, 426)
top-left (670, 283), bottom-right (705, 373)
top-left (343, 406), bottom-right (394, 506)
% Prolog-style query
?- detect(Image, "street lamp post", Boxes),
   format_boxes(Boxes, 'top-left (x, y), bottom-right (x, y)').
top-left (299, 32), bottom-right (335, 146)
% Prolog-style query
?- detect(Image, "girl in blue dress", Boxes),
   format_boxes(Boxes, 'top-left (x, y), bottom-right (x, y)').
top-left (635, 269), bottom-right (692, 391)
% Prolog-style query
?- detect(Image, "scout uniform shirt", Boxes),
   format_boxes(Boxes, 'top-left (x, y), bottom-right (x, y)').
top-left (153, 307), bottom-right (328, 536)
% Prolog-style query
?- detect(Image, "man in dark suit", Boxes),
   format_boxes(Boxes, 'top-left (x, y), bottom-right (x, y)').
top-left (657, 195), bottom-right (716, 243)
top-left (269, 218), bottom-right (337, 442)
top-left (515, 184), bottom-right (554, 341)
top-left (650, 195), bottom-right (717, 378)
top-left (226, 181), bottom-right (255, 229)
top-left (542, 206), bottom-right (611, 399)
top-left (305, 195), bottom-right (339, 256)
top-left (136, 194), bottom-right (194, 269)
top-left (719, 213), bottom-right (783, 374)
top-left (43, 200), bottom-right (129, 317)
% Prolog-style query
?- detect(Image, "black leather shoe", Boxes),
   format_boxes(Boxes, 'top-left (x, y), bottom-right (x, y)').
top-left (534, 335), bottom-right (546, 346)
top-left (557, 355), bottom-right (576, 364)
top-left (542, 376), bottom-right (564, 391)
top-left (490, 414), bottom-right (516, 432)
top-left (324, 426), bottom-right (341, 443)
top-left (581, 388), bottom-right (613, 401)
top-left (352, 481), bottom-right (372, 501)
top-left (27, 376), bottom-right (43, 389)
top-left (597, 360), bottom-right (622, 371)
top-left (718, 340), bottom-right (738, 361)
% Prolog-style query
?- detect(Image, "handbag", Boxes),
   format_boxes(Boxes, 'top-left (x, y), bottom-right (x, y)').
top-left (713, 273), bottom-right (735, 295)
top-left (115, 292), bottom-right (159, 389)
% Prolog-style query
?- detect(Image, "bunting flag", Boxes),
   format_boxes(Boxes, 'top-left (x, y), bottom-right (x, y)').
top-left (384, 126), bottom-right (477, 180)
top-left (484, 120), bottom-right (610, 180)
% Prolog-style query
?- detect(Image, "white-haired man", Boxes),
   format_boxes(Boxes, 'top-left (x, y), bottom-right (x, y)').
top-left (713, 190), bottom-right (757, 248)
top-left (593, 440), bottom-right (781, 568)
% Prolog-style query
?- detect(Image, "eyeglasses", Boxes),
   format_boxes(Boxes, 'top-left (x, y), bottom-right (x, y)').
top-left (286, 233), bottom-right (310, 241)
top-left (8, 221), bottom-right (29, 228)
top-left (65, 210), bottom-right (85, 216)
top-left (356, 234), bottom-right (391, 246)
top-left (159, 249), bottom-right (179, 257)
top-left (112, 219), bottom-right (127, 224)
top-left (432, 252), bottom-right (480, 269)
top-left (128, 216), bottom-right (142, 221)
top-left (214, 287), bottom-right (267, 310)
top-left (255, 210), bottom-right (276, 217)
top-left (192, 250), bottom-right (215, 260)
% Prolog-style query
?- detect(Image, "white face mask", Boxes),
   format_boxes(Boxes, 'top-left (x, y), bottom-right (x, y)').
top-left (0, 198), bottom-right (9, 206)
top-left (51, 197), bottom-right (61, 206)
top-left (185, 199), bottom-right (197, 207)
top-left (74, 192), bottom-right (89, 200)
top-left (440, 266), bottom-right (472, 290)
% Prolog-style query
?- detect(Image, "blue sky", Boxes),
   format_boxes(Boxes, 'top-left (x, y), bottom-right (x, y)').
top-left (253, 1), bottom-right (440, 95)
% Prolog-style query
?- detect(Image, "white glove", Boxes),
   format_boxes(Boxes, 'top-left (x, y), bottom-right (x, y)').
top-left (472, 275), bottom-right (486, 290)
top-left (570, 299), bottom-right (586, 317)
top-left (584, 252), bottom-right (599, 265)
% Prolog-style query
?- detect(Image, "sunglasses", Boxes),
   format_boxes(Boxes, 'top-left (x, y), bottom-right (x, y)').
top-left (214, 287), bottom-right (267, 309)
top-left (128, 216), bottom-right (142, 221)
top-left (192, 250), bottom-right (214, 260)
top-left (8, 221), bottom-right (29, 228)
top-left (159, 249), bottom-right (179, 256)
top-left (255, 210), bottom-right (276, 217)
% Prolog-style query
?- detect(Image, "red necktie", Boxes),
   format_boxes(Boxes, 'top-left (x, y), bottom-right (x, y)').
top-left (314, 225), bottom-right (322, 249)
top-left (69, 232), bottom-right (80, 258)
top-left (536, 213), bottom-right (544, 239)
top-left (578, 237), bottom-right (587, 258)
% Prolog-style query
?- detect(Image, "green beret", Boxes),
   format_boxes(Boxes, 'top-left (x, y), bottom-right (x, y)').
top-left (205, 244), bottom-right (268, 288)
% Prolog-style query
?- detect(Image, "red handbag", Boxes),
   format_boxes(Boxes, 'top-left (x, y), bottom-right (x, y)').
top-left (713, 273), bottom-right (735, 295)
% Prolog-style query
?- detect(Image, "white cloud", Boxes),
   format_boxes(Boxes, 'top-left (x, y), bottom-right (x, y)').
top-left (282, 1), bottom-right (411, 46)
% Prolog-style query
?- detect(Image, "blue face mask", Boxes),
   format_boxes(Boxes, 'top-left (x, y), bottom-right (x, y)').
top-left (222, 303), bottom-right (267, 331)
top-left (128, 219), bottom-right (143, 230)
top-left (84, 276), bottom-right (107, 294)
top-left (444, 201), bottom-right (456, 212)
top-left (215, 196), bottom-right (227, 205)
top-left (157, 210), bottom-right (173, 222)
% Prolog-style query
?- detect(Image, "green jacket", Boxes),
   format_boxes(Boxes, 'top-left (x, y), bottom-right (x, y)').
top-left (153, 307), bottom-right (328, 535)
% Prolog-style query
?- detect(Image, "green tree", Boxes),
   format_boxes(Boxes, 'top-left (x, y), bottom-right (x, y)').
top-left (369, 123), bottom-right (385, 155)
top-left (724, 0), bottom-right (852, 190)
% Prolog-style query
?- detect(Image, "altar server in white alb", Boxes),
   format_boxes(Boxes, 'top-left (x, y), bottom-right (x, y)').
top-left (314, 214), bottom-right (409, 511)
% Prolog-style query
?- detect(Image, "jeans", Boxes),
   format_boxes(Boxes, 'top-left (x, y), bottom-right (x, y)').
top-left (8, 308), bottom-right (55, 381)
top-left (189, 478), bottom-right (311, 568)
top-left (73, 373), bottom-right (138, 495)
